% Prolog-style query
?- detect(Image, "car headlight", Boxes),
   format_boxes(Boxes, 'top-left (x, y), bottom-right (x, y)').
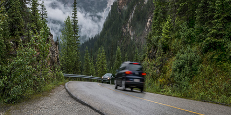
top-left (107, 78), bottom-right (110, 79)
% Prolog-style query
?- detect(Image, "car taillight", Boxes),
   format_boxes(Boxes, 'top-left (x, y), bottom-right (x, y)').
top-left (142, 73), bottom-right (146, 76)
top-left (125, 71), bottom-right (132, 74)
top-left (133, 63), bottom-right (139, 65)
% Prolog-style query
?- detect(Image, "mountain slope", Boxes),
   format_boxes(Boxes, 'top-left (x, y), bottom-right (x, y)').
top-left (80, 0), bottom-right (154, 73)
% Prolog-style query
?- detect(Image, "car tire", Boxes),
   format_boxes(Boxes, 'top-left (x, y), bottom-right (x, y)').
top-left (114, 80), bottom-right (117, 89)
top-left (122, 80), bottom-right (126, 91)
top-left (140, 87), bottom-right (143, 93)
top-left (131, 88), bottom-right (133, 91)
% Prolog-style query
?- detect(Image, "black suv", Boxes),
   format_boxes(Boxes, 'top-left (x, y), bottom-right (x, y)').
top-left (114, 61), bottom-right (146, 92)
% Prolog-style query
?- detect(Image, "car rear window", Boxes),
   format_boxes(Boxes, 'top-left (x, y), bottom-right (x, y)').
top-left (128, 64), bottom-right (142, 71)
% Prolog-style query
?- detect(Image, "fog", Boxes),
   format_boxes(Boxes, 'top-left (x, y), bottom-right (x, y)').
top-left (38, 0), bottom-right (116, 43)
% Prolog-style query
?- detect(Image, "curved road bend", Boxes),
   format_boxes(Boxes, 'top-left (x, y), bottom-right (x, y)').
top-left (67, 81), bottom-right (231, 115)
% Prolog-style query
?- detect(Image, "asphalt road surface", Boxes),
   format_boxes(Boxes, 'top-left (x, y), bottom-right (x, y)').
top-left (67, 81), bottom-right (231, 115)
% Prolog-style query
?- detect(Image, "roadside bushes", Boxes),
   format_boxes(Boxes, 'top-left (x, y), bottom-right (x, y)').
top-left (0, 28), bottom-right (64, 103)
top-left (171, 46), bottom-right (201, 91)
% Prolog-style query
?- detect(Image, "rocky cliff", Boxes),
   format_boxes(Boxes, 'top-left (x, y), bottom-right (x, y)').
top-left (48, 33), bottom-right (59, 67)
top-left (118, 0), bottom-right (154, 45)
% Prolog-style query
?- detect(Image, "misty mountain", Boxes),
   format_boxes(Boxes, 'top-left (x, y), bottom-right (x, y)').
top-left (42, 0), bottom-right (116, 43)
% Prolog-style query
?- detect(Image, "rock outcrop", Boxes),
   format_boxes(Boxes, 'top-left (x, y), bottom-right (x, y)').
top-left (48, 33), bottom-right (59, 67)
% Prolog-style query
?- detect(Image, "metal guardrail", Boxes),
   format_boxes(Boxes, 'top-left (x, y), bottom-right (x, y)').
top-left (63, 74), bottom-right (114, 84)
top-left (63, 74), bottom-right (101, 80)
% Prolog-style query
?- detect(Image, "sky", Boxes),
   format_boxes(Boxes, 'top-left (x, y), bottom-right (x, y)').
top-left (37, 0), bottom-right (116, 43)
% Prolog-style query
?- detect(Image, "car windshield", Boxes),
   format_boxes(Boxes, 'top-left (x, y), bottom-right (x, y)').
top-left (128, 64), bottom-right (142, 71)
top-left (103, 73), bottom-right (112, 77)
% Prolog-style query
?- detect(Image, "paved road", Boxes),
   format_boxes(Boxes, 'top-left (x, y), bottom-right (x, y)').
top-left (0, 85), bottom-right (99, 115)
top-left (67, 81), bottom-right (231, 115)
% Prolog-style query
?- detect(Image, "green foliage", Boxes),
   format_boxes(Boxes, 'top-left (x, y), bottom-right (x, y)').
top-left (0, 5), bottom-right (7, 66)
top-left (7, 0), bottom-right (24, 38)
top-left (80, 0), bottom-right (154, 72)
top-left (0, 0), bottom-right (63, 104)
top-left (89, 57), bottom-right (95, 76)
top-left (40, 1), bottom-right (48, 22)
top-left (113, 47), bottom-right (122, 72)
top-left (31, 0), bottom-right (42, 33)
top-left (83, 47), bottom-right (90, 75)
top-left (134, 48), bottom-right (139, 62)
top-left (71, 0), bottom-right (81, 74)
top-left (60, 16), bottom-right (80, 74)
top-left (95, 47), bottom-right (107, 77)
top-left (171, 47), bottom-right (201, 90)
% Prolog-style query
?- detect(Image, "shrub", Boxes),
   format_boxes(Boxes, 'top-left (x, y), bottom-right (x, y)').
top-left (171, 46), bottom-right (201, 90)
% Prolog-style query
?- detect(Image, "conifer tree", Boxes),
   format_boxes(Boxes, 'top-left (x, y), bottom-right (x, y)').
top-left (83, 47), bottom-right (90, 75)
top-left (96, 48), bottom-right (102, 76)
top-left (161, 15), bottom-right (172, 52)
top-left (124, 53), bottom-right (128, 62)
top-left (100, 47), bottom-right (107, 76)
top-left (113, 47), bottom-right (122, 72)
top-left (60, 16), bottom-right (74, 73)
top-left (40, 1), bottom-right (48, 22)
top-left (7, 0), bottom-right (24, 38)
top-left (89, 57), bottom-right (95, 76)
top-left (31, 0), bottom-right (41, 33)
top-left (0, 5), bottom-right (7, 67)
top-left (71, 0), bottom-right (81, 73)
top-left (194, 0), bottom-right (208, 43)
top-left (134, 48), bottom-right (139, 62)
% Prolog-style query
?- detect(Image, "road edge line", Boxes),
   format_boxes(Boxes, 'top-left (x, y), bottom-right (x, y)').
top-left (65, 81), bottom-right (105, 115)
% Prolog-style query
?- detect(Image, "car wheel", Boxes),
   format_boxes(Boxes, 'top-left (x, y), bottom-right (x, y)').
top-left (131, 88), bottom-right (133, 91)
top-left (114, 80), bottom-right (117, 89)
top-left (101, 81), bottom-right (103, 83)
top-left (122, 80), bottom-right (126, 91)
top-left (140, 87), bottom-right (143, 93)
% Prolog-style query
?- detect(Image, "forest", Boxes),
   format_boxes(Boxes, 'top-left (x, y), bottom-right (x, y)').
top-left (1, 0), bottom-right (231, 105)
top-left (80, 0), bottom-right (231, 105)
top-left (0, 0), bottom-right (64, 103)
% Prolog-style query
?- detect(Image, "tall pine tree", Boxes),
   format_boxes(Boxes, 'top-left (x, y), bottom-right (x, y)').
top-left (31, 0), bottom-right (41, 33)
top-left (60, 16), bottom-right (74, 73)
top-left (83, 47), bottom-right (90, 75)
top-left (40, 1), bottom-right (48, 22)
top-left (71, 0), bottom-right (81, 74)
top-left (113, 47), bottom-right (122, 72)
top-left (7, 0), bottom-right (24, 39)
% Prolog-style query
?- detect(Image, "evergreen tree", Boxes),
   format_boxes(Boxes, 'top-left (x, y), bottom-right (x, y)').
top-left (124, 53), bottom-right (128, 62)
top-left (96, 48), bottom-right (102, 76)
top-left (100, 47), bottom-right (107, 76)
top-left (90, 57), bottom-right (95, 76)
top-left (134, 48), bottom-right (139, 62)
top-left (60, 16), bottom-right (74, 73)
top-left (0, 5), bottom-right (7, 67)
top-left (7, 0), bottom-right (24, 39)
top-left (194, 0), bottom-right (209, 43)
top-left (31, 0), bottom-right (41, 33)
top-left (161, 15), bottom-right (172, 52)
top-left (40, 1), bottom-right (48, 22)
top-left (83, 47), bottom-right (90, 75)
top-left (71, 0), bottom-right (81, 73)
top-left (113, 47), bottom-right (122, 72)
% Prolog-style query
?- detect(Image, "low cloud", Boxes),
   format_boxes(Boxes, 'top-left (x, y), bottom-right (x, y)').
top-left (38, 0), bottom-right (115, 42)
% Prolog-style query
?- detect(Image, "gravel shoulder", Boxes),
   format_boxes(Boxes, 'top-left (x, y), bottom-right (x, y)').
top-left (0, 85), bottom-right (100, 115)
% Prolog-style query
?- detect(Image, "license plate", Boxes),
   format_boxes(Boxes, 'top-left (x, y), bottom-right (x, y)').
top-left (134, 79), bottom-right (140, 82)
